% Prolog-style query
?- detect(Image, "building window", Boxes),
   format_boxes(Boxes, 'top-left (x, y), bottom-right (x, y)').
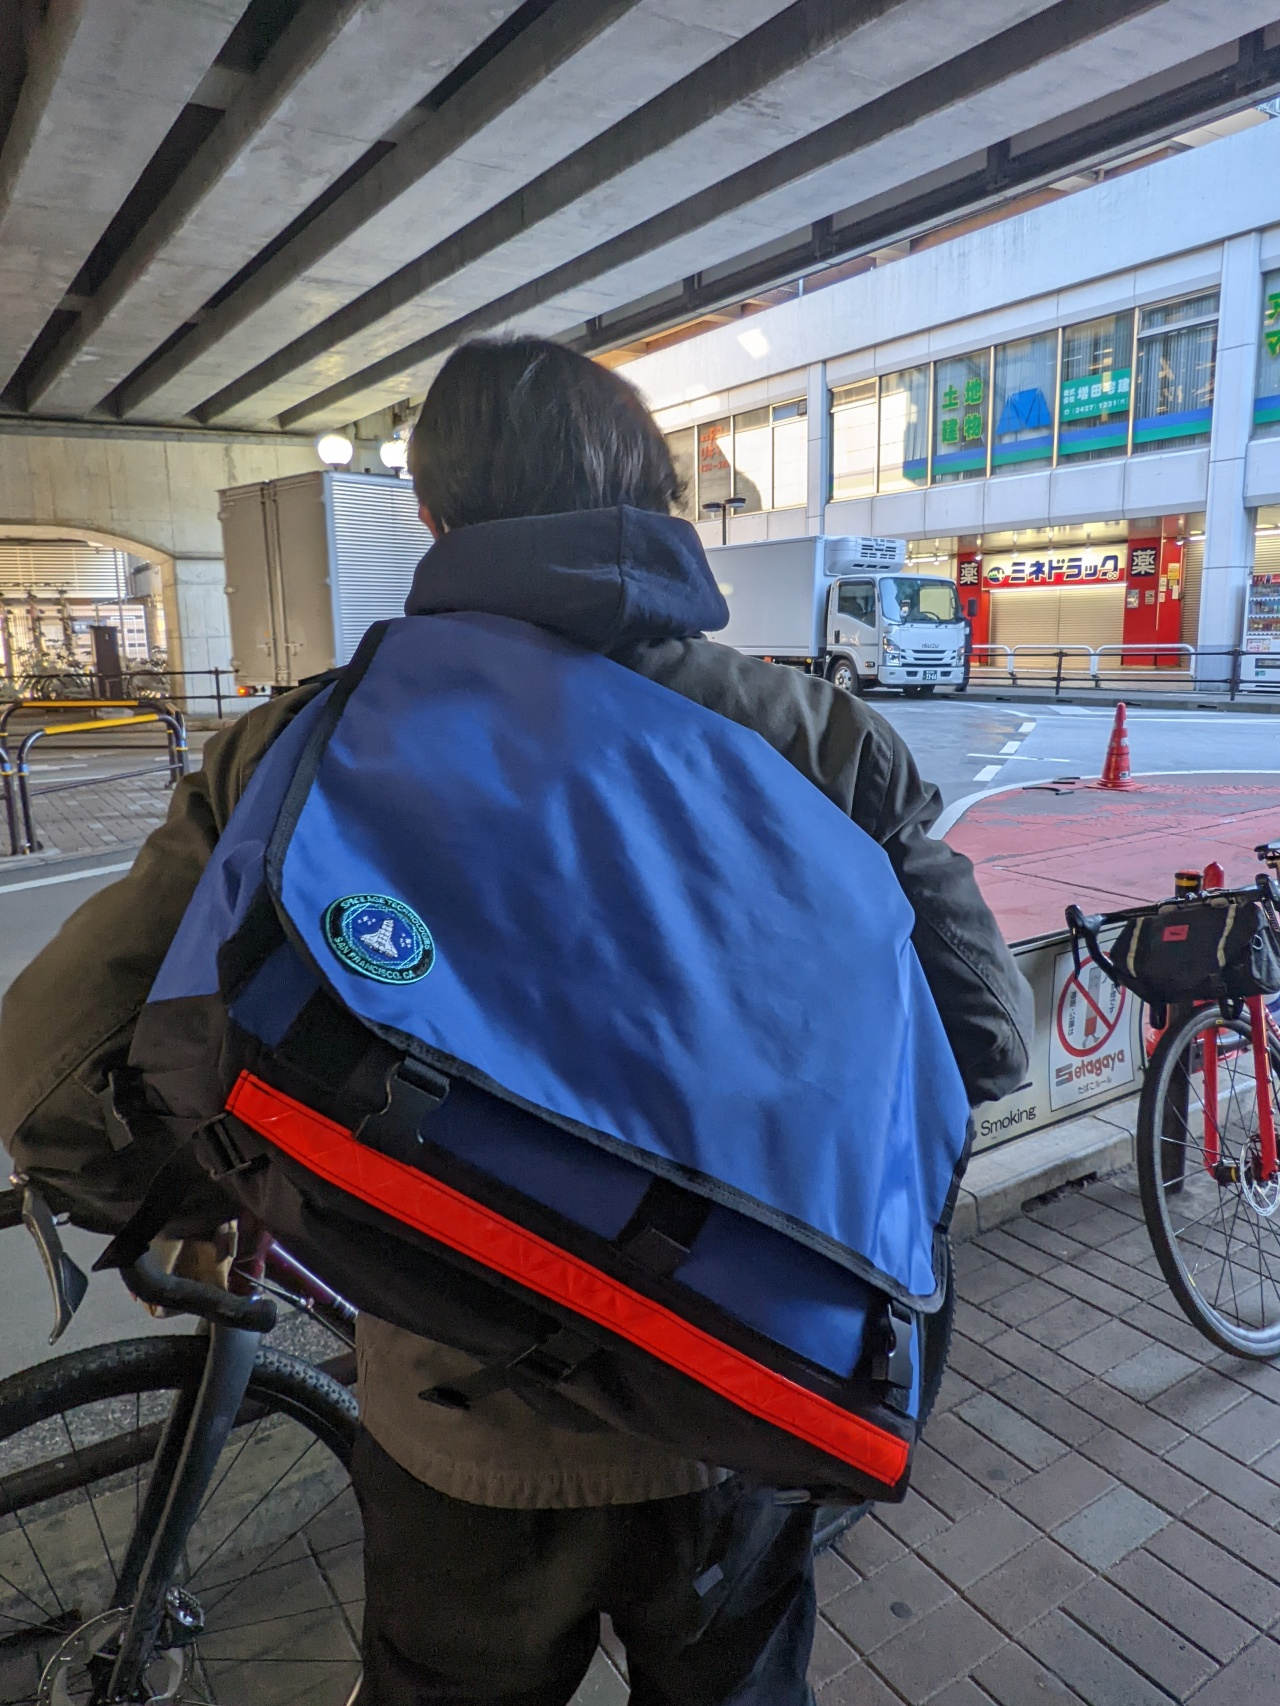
top-left (697, 419), bottom-right (732, 510)
top-left (1057, 311), bottom-right (1133, 461)
top-left (1255, 270), bottom-right (1280, 438)
top-left (932, 352), bottom-right (989, 481)
top-left (732, 407), bottom-right (771, 512)
top-left (830, 379), bottom-right (877, 499)
top-left (992, 334), bottom-right (1056, 472)
top-left (666, 426), bottom-right (696, 521)
top-left (1132, 292), bottom-right (1217, 453)
top-left (878, 367), bottom-right (929, 491)
top-left (667, 402), bottom-right (808, 518)
top-left (771, 399), bottom-right (808, 509)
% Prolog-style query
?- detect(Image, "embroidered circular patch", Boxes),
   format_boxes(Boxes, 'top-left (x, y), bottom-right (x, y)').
top-left (322, 894), bottom-right (435, 984)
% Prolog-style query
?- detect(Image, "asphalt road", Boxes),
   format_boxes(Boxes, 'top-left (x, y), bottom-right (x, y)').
top-left (0, 697), bottom-right (1277, 1371)
top-left (871, 694), bottom-right (1280, 814)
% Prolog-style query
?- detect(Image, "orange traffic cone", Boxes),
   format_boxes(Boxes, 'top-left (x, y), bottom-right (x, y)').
top-left (1096, 702), bottom-right (1134, 791)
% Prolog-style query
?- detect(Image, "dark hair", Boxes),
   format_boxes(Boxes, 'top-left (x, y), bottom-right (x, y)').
top-left (408, 337), bottom-right (683, 529)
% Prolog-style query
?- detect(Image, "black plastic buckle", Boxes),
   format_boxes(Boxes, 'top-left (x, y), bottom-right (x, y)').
top-left (198, 1117), bottom-right (256, 1181)
top-left (872, 1303), bottom-right (915, 1398)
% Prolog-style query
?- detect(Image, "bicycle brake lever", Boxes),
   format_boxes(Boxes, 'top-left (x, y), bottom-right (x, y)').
top-left (20, 1185), bottom-right (89, 1345)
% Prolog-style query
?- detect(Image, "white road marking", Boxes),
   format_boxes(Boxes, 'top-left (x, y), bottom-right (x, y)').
top-left (968, 753), bottom-right (1076, 764)
top-left (1019, 722), bottom-right (1036, 733)
top-left (973, 764), bottom-right (1001, 782)
top-left (1000, 741), bottom-right (1020, 754)
top-left (0, 861), bottom-right (132, 895)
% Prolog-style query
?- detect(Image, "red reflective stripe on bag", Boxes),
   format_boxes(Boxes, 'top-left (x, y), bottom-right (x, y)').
top-left (226, 1069), bottom-right (909, 1485)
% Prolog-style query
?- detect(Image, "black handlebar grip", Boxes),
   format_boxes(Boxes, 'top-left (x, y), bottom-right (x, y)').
top-left (122, 1250), bottom-right (277, 1333)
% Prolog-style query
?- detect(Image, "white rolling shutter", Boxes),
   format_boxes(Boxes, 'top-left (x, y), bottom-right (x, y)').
top-left (990, 585), bottom-right (1125, 670)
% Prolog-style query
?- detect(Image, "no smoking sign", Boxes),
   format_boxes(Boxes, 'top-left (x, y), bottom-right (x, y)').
top-left (1049, 950), bottom-right (1135, 1110)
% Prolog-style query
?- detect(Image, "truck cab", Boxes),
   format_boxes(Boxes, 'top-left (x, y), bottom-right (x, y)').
top-left (827, 570), bottom-right (967, 696)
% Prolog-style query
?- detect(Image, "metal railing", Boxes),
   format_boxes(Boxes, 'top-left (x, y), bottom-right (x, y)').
top-left (968, 642), bottom-right (1258, 699)
top-left (1, 667), bottom-right (250, 719)
top-left (1, 708), bottom-right (187, 856)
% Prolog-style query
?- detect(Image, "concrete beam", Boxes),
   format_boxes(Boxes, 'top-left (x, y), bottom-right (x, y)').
top-left (195, 0), bottom-right (939, 424)
top-left (273, 0), bottom-right (1184, 430)
top-left (115, 0), bottom-right (689, 423)
top-left (25, 0), bottom-right (524, 416)
top-left (0, 0), bottom-right (245, 395)
top-left (122, 0), bottom-right (780, 424)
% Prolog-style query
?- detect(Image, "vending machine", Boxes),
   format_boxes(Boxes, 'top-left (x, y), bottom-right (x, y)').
top-left (1241, 570), bottom-right (1280, 692)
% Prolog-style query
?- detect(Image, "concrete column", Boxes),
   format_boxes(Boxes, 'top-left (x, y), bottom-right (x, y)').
top-left (159, 556), bottom-right (232, 695)
top-left (806, 360), bottom-right (829, 536)
top-left (1198, 232), bottom-right (1262, 684)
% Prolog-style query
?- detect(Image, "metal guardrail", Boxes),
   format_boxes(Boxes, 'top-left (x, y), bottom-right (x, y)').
top-left (1, 708), bottom-right (187, 856)
top-left (2, 668), bottom-right (243, 718)
top-left (969, 642), bottom-right (1254, 698)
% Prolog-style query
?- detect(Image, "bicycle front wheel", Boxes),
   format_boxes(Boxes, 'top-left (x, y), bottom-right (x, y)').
top-left (1138, 1005), bottom-right (1280, 1359)
top-left (0, 1334), bottom-right (361, 1704)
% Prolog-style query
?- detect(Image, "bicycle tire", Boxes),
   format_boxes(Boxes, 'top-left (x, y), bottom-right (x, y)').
top-left (0, 1335), bottom-right (360, 1705)
top-left (1137, 1007), bottom-right (1280, 1359)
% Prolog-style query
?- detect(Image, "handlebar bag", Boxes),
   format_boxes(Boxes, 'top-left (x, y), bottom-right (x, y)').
top-left (122, 612), bottom-right (971, 1507)
top-left (1111, 896), bottom-right (1280, 1004)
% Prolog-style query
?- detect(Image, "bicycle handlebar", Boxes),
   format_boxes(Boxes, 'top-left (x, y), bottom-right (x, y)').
top-left (120, 1249), bottom-right (278, 1332)
top-left (5, 1182), bottom-right (277, 1334)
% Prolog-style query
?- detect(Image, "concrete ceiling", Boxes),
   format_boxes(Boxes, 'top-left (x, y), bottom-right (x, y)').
top-left (2, 0), bottom-right (1280, 437)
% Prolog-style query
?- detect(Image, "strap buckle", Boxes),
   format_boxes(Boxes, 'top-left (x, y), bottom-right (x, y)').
top-left (871, 1302), bottom-right (916, 1406)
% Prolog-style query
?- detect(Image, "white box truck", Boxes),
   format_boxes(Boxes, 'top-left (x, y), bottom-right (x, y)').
top-left (705, 534), bottom-right (968, 695)
top-left (219, 470), bottom-right (428, 692)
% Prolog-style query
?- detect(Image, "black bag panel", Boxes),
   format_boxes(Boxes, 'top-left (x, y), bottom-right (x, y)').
top-left (207, 1112), bottom-right (912, 1506)
top-left (1112, 898), bottom-right (1280, 1005)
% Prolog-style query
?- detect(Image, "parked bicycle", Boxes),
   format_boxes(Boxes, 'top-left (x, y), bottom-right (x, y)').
top-left (1066, 842), bottom-right (1280, 1359)
top-left (0, 1187), bottom-right (360, 1704)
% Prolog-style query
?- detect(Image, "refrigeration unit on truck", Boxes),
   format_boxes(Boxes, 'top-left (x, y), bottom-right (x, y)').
top-left (219, 470), bottom-right (428, 693)
top-left (705, 534), bottom-right (968, 695)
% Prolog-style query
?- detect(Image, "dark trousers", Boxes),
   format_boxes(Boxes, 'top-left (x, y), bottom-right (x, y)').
top-left (352, 1431), bottom-right (816, 1706)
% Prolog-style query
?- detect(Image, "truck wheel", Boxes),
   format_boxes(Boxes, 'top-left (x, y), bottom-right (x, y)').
top-left (828, 657), bottom-right (861, 697)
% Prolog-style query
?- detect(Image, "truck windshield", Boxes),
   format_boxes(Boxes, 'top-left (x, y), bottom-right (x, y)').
top-left (879, 576), bottom-right (961, 626)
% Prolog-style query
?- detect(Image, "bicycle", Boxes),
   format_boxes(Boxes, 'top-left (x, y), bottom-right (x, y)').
top-left (0, 1186), bottom-right (360, 1704)
top-left (0, 1175), bottom-right (955, 1698)
top-left (1066, 842), bottom-right (1280, 1360)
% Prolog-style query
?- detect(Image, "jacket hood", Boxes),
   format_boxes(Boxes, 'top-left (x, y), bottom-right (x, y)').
top-left (403, 506), bottom-right (729, 651)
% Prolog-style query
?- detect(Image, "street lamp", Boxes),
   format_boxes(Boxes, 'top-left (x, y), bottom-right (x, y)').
top-left (702, 494), bottom-right (747, 545)
top-left (378, 435), bottom-right (409, 474)
top-left (316, 432), bottom-right (354, 470)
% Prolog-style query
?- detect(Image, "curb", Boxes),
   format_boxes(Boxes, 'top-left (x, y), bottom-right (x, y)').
top-left (951, 1100), bottom-right (1136, 1242)
top-left (0, 843), bottom-right (143, 888)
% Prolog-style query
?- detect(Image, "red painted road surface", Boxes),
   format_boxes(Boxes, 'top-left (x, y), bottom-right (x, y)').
top-left (946, 774), bottom-right (1280, 941)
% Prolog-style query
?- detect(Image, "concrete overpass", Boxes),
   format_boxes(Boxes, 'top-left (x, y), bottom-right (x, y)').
top-left (3, 0), bottom-right (1280, 445)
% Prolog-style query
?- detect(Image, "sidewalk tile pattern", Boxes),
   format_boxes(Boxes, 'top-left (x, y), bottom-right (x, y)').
top-left (793, 1169), bottom-right (1280, 1705)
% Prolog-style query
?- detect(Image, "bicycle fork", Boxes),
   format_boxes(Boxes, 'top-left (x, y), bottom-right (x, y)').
top-left (1198, 995), bottom-right (1278, 1186)
top-left (101, 1323), bottom-right (262, 1702)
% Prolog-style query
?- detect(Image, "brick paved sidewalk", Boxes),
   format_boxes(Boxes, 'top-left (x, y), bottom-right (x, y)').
top-left (567, 1166), bottom-right (1280, 1705)
top-left (801, 1170), bottom-right (1280, 1706)
top-left (13, 731), bottom-right (213, 857)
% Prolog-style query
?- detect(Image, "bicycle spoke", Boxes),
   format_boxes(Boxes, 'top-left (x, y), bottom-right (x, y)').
top-left (57, 1417), bottom-right (116, 1588)
top-left (5, 1502), bottom-right (66, 1621)
top-left (195, 1475), bottom-right (350, 1612)
top-left (184, 1435), bottom-right (326, 1594)
top-left (190, 1413), bottom-right (269, 1533)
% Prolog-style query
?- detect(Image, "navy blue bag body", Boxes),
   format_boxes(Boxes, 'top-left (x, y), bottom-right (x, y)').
top-left (125, 612), bottom-right (971, 1504)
